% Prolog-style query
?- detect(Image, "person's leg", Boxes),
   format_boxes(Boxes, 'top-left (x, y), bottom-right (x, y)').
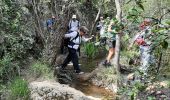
top-left (106, 40), bottom-right (116, 64)
top-left (106, 47), bottom-right (115, 62)
top-left (69, 48), bottom-right (81, 73)
top-left (61, 48), bottom-right (72, 69)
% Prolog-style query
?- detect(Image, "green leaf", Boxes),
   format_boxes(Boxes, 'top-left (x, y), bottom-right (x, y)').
top-left (137, 3), bottom-right (144, 10)
top-left (161, 40), bottom-right (168, 49)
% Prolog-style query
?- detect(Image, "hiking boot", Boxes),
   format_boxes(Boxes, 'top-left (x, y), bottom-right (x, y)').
top-left (56, 65), bottom-right (65, 71)
top-left (106, 62), bottom-right (112, 66)
top-left (75, 70), bottom-right (84, 75)
top-left (102, 60), bottom-right (112, 67)
top-left (102, 60), bottom-right (107, 66)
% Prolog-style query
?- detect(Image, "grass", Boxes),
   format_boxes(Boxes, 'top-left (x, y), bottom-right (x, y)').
top-left (8, 77), bottom-right (29, 99)
top-left (96, 67), bottom-right (117, 83)
top-left (30, 61), bottom-right (53, 79)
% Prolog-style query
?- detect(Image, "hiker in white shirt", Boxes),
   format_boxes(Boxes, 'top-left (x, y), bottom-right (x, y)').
top-left (60, 26), bottom-right (93, 74)
top-left (68, 15), bottom-right (80, 32)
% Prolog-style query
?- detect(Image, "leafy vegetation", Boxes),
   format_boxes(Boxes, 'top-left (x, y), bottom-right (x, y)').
top-left (0, 55), bottom-right (19, 83)
top-left (83, 42), bottom-right (98, 59)
top-left (8, 77), bottom-right (29, 99)
top-left (0, 0), bottom-right (169, 99)
top-left (30, 61), bottom-right (53, 79)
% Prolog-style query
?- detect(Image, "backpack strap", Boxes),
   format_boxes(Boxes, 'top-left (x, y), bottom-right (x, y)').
top-left (70, 32), bottom-right (79, 42)
top-left (69, 20), bottom-right (72, 30)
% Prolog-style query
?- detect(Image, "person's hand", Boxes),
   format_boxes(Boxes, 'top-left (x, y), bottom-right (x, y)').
top-left (89, 35), bottom-right (94, 40)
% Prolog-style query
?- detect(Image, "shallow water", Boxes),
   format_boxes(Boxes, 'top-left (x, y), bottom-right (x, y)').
top-left (71, 81), bottom-right (115, 99)
top-left (71, 54), bottom-right (115, 99)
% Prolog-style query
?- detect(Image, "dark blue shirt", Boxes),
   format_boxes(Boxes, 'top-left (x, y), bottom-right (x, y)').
top-left (46, 19), bottom-right (55, 27)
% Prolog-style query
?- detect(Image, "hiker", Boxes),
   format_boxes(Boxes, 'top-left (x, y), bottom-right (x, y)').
top-left (129, 18), bottom-right (155, 75)
top-left (46, 15), bottom-right (56, 32)
top-left (60, 15), bottom-right (80, 54)
top-left (96, 16), bottom-right (104, 35)
top-left (68, 14), bottom-right (80, 32)
top-left (60, 26), bottom-right (93, 74)
top-left (102, 19), bottom-right (116, 66)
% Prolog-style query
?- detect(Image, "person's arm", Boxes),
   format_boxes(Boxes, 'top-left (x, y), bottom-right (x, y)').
top-left (65, 31), bottom-right (77, 38)
top-left (81, 35), bottom-right (94, 42)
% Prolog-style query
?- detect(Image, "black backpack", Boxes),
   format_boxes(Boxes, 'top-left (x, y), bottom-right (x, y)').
top-left (60, 32), bottom-right (79, 54)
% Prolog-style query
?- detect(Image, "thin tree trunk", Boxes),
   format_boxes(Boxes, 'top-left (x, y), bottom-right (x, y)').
top-left (90, 7), bottom-right (101, 35)
top-left (115, 0), bottom-right (121, 72)
top-left (31, 0), bottom-right (45, 44)
top-left (114, 0), bottom-right (122, 91)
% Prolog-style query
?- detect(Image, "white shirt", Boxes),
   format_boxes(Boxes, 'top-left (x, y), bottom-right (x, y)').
top-left (68, 20), bottom-right (80, 31)
top-left (65, 31), bottom-right (91, 50)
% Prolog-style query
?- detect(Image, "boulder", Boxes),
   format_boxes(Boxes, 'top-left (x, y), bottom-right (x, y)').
top-left (29, 81), bottom-right (101, 100)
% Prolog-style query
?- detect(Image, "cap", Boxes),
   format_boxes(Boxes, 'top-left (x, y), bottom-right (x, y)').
top-left (72, 15), bottom-right (76, 19)
top-left (80, 26), bottom-right (89, 34)
top-left (100, 16), bottom-right (103, 19)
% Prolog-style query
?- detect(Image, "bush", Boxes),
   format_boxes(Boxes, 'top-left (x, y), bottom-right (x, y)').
top-left (0, 55), bottom-right (19, 83)
top-left (83, 42), bottom-right (98, 59)
top-left (30, 61), bottom-right (53, 79)
top-left (9, 77), bottom-right (29, 99)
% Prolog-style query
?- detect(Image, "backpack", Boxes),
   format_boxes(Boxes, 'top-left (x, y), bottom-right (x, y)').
top-left (60, 32), bottom-right (80, 54)
top-left (96, 22), bottom-right (101, 30)
top-left (68, 32), bottom-right (79, 46)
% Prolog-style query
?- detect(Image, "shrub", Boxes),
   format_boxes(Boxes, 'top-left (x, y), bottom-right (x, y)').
top-left (84, 42), bottom-right (98, 59)
top-left (9, 77), bottom-right (29, 99)
top-left (30, 61), bottom-right (53, 79)
top-left (0, 55), bottom-right (19, 83)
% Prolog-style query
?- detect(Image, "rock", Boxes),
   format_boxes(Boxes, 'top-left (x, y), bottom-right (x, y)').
top-left (29, 81), bottom-right (101, 100)
top-left (127, 73), bottom-right (135, 80)
top-left (146, 85), bottom-right (156, 91)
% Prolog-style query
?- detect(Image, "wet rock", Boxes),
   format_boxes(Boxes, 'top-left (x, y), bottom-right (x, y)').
top-left (29, 81), bottom-right (101, 100)
top-left (90, 64), bottom-right (117, 93)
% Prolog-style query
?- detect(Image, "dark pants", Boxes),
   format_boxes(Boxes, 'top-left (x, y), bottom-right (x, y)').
top-left (62, 47), bottom-right (81, 72)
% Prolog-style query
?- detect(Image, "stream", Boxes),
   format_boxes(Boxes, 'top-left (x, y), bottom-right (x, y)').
top-left (71, 56), bottom-right (115, 99)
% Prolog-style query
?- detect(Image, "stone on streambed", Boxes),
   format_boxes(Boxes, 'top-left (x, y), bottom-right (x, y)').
top-left (29, 81), bottom-right (101, 100)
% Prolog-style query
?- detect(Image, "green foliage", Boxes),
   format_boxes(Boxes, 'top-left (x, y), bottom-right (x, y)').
top-left (84, 42), bottom-right (98, 59)
top-left (118, 80), bottom-right (146, 100)
top-left (126, 6), bottom-right (143, 23)
top-left (147, 96), bottom-right (156, 100)
top-left (0, 0), bottom-right (37, 60)
top-left (0, 55), bottom-right (19, 83)
top-left (8, 77), bottom-right (29, 99)
top-left (30, 61), bottom-right (53, 79)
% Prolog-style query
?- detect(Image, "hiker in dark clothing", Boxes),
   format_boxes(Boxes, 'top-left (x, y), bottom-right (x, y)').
top-left (46, 15), bottom-right (56, 32)
top-left (60, 26), bottom-right (93, 74)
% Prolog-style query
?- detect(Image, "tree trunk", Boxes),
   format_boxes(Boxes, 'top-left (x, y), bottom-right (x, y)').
top-left (43, 1), bottom-right (76, 65)
top-left (31, 0), bottom-right (45, 45)
top-left (90, 7), bottom-right (101, 35)
top-left (114, 0), bottom-right (122, 91)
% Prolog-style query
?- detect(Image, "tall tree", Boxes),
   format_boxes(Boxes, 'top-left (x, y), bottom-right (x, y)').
top-left (114, 0), bottom-right (122, 90)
